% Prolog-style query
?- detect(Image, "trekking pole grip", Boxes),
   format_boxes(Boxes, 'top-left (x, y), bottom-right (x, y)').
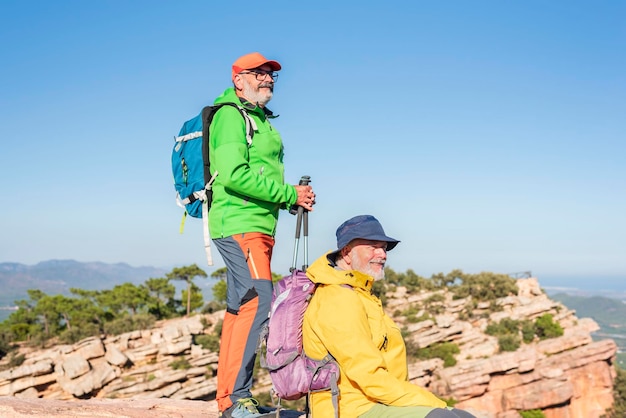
top-left (289, 175), bottom-right (311, 215)
top-left (290, 176), bottom-right (311, 272)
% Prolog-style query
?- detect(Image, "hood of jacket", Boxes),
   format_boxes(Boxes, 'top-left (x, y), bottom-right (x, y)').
top-left (306, 251), bottom-right (376, 292)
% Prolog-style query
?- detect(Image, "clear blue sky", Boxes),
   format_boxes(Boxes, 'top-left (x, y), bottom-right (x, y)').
top-left (1, 1), bottom-right (624, 288)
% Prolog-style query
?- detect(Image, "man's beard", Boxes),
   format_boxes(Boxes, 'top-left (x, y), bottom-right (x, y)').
top-left (242, 78), bottom-right (273, 107)
top-left (350, 249), bottom-right (386, 281)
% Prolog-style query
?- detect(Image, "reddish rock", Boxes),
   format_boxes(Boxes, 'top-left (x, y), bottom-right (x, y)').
top-left (0, 278), bottom-right (617, 418)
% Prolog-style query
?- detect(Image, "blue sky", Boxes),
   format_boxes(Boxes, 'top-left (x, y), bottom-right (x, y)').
top-left (1, 1), bottom-right (624, 288)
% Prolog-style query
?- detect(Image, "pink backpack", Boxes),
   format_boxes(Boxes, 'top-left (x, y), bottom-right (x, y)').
top-left (260, 192), bottom-right (340, 416)
top-left (263, 270), bottom-right (339, 398)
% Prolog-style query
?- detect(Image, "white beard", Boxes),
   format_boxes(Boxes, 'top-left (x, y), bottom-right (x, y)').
top-left (242, 77), bottom-right (273, 107)
top-left (350, 249), bottom-right (386, 281)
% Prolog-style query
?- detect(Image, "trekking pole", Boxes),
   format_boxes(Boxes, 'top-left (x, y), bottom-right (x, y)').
top-left (302, 207), bottom-right (309, 272)
top-left (291, 206), bottom-right (303, 272)
top-left (290, 176), bottom-right (311, 272)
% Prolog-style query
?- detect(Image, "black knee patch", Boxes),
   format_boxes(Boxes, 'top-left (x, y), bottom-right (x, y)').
top-left (241, 287), bottom-right (258, 305)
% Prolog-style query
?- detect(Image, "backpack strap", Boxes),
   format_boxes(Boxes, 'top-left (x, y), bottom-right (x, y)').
top-left (329, 371), bottom-right (339, 418)
top-left (305, 353), bottom-right (339, 418)
top-left (197, 103), bottom-right (257, 265)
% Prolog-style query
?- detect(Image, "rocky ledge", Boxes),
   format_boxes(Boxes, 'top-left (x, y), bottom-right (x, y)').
top-left (0, 397), bottom-right (218, 418)
top-left (0, 278), bottom-right (618, 418)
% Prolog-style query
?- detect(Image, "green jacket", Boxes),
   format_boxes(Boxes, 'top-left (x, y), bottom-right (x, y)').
top-left (303, 253), bottom-right (446, 417)
top-left (208, 88), bottom-right (297, 238)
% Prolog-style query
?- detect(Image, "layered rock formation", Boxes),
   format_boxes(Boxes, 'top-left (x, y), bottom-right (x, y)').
top-left (0, 278), bottom-right (618, 418)
top-left (0, 315), bottom-right (220, 401)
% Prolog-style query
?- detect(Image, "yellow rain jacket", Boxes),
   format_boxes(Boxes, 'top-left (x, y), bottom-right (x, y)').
top-left (302, 252), bottom-right (446, 417)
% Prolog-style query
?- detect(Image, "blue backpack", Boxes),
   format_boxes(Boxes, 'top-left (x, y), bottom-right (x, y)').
top-left (172, 103), bottom-right (256, 265)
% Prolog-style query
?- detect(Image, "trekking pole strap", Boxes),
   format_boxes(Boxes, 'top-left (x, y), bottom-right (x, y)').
top-left (291, 206), bottom-right (303, 271)
top-left (303, 210), bottom-right (309, 271)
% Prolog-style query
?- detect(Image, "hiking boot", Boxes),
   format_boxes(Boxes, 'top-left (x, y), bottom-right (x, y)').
top-left (220, 397), bottom-right (276, 418)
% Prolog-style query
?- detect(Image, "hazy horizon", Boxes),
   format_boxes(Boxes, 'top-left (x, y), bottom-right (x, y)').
top-left (2, 2), bottom-right (624, 284)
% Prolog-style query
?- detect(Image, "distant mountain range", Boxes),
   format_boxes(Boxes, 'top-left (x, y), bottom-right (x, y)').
top-left (0, 260), bottom-right (168, 321)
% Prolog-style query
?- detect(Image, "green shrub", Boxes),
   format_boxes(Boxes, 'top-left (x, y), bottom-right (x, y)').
top-left (411, 341), bottom-right (460, 367)
top-left (103, 313), bottom-right (155, 336)
top-left (59, 322), bottom-right (101, 344)
top-left (449, 271), bottom-right (518, 301)
top-left (402, 304), bottom-right (422, 317)
top-left (486, 318), bottom-right (520, 336)
top-left (214, 319), bottom-right (223, 336)
top-left (457, 310), bottom-right (469, 321)
top-left (425, 293), bottom-right (445, 304)
top-left (486, 315), bottom-right (561, 349)
top-left (9, 323), bottom-right (32, 342)
top-left (498, 334), bottom-right (521, 352)
top-left (194, 334), bottom-right (220, 353)
top-left (202, 300), bottom-right (226, 314)
top-left (604, 366), bottom-right (626, 417)
top-left (519, 410), bottom-right (545, 418)
top-left (0, 328), bottom-right (14, 359)
top-left (428, 305), bottom-right (445, 315)
top-left (534, 314), bottom-right (563, 340)
top-left (521, 320), bottom-right (535, 343)
top-left (371, 280), bottom-right (388, 305)
top-left (443, 398), bottom-right (457, 407)
top-left (7, 352), bottom-right (26, 368)
top-left (169, 358), bottom-right (191, 370)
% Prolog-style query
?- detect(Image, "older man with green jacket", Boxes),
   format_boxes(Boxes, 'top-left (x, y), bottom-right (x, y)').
top-left (211, 52), bottom-right (316, 418)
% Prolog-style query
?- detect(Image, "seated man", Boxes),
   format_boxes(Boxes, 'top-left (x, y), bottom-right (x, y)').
top-left (303, 215), bottom-right (476, 418)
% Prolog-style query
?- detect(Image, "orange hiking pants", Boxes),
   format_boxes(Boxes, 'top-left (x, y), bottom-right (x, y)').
top-left (213, 232), bottom-right (274, 412)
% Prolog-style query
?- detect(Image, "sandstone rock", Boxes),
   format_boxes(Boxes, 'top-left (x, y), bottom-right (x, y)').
top-left (104, 344), bottom-right (129, 367)
top-left (73, 337), bottom-right (105, 361)
top-left (125, 344), bottom-right (159, 363)
top-left (162, 325), bottom-right (182, 341)
top-left (138, 381), bottom-right (183, 399)
top-left (0, 396), bottom-right (218, 417)
top-left (0, 280), bottom-right (617, 418)
top-left (13, 387), bottom-right (39, 399)
top-left (567, 361), bottom-right (615, 418)
top-left (503, 378), bottom-right (574, 411)
top-left (188, 352), bottom-right (219, 367)
top-left (159, 335), bottom-right (193, 355)
top-left (458, 335), bottom-right (499, 360)
top-left (0, 373), bottom-right (58, 397)
top-left (517, 277), bottom-right (543, 297)
top-left (171, 378), bottom-right (217, 400)
top-left (0, 360), bottom-right (53, 381)
top-left (147, 370), bottom-right (187, 390)
top-left (57, 354), bottom-right (90, 380)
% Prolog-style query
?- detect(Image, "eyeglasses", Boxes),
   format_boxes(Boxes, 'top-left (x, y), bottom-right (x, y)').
top-left (239, 70), bottom-right (279, 81)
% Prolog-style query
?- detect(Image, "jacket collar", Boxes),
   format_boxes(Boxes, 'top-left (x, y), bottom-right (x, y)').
top-left (323, 253), bottom-right (374, 292)
top-left (238, 96), bottom-right (277, 118)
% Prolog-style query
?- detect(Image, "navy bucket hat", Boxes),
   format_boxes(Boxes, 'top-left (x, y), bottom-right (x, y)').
top-left (328, 215), bottom-right (400, 260)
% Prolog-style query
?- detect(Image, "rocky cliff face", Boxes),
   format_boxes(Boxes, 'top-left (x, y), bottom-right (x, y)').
top-left (0, 278), bottom-right (618, 418)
